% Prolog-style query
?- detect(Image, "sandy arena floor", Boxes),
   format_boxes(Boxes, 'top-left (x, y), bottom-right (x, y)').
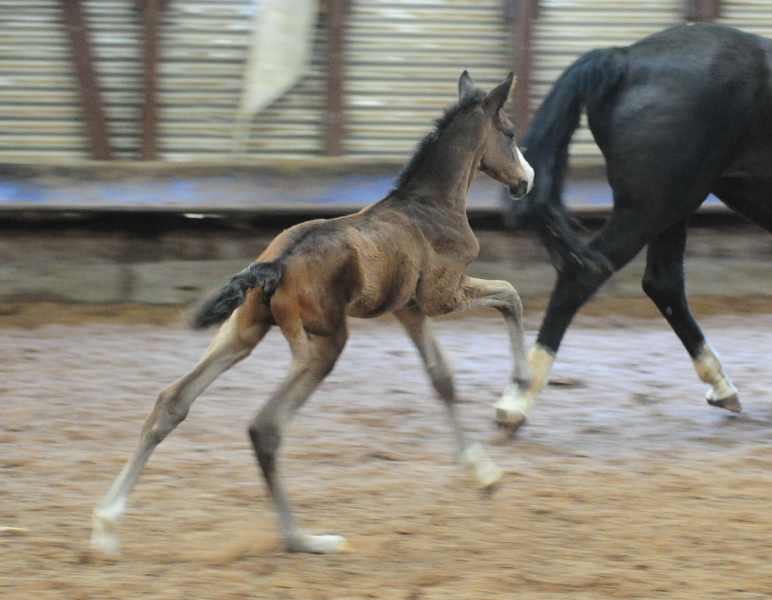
top-left (2, 301), bottom-right (772, 599)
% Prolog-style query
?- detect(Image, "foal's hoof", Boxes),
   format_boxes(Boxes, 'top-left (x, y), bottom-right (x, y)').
top-left (707, 393), bottom-right (742, 413)
top-left (461, 443), bottom-right (503, 491)
top-left (287, 533), bottom-right (350, 554)
top-left (90, 510), bottom-right (121, 555)
top-left (493, 383), bottom-right (530, 438)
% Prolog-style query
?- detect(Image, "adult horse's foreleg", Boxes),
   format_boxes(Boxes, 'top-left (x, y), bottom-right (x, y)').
top-left (521, 212), bottom-right (651, 426)
top-left (91, 309), bottom-right (269, 555)
top-left (642, 219), bottom-right (740, 412)
top-left (248, 326), bottom-right (348, 554)
top-left (394, 305), bottom-right (502, 490)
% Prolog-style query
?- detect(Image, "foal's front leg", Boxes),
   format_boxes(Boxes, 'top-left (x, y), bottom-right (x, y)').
top-left (442, 276), bottom-right (533, 433)
top-left (394, 305), bottom-right (502, 490)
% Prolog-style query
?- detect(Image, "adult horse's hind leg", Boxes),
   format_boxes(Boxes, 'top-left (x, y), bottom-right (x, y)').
top-left (248, 321), bottom-right (349, 554)
top-left (91, 302), bottom-right (270, 554)
top-left (394, 305), bottom-right (502, 489)
top-left (643, 219), bottom-right (740, 412)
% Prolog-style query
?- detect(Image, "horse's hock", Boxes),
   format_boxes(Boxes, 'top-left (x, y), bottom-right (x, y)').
top-left (1, 214), bottom-right (771, 305)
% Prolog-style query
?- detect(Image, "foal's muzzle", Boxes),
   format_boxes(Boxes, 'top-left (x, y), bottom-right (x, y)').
top-left (509, 180), bottom-right (529, 199)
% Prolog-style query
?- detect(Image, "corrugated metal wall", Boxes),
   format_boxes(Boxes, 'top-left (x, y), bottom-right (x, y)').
top-left (531, 1), bottom-right (683, 164)
top-left (180, 1), bottom-right (327, 160)
top-left (718, 1), bottom-right (772, 37)
top-left (2, 1), bottom-right (92, 160)
top-left (1, 0), bottom-right (328, 162)
top-left (2, 0), bottom-right (511, 163)
top-left (4, 1), bottom-right (772, 165)
top-left (344, 0), bottom-right (511, 159)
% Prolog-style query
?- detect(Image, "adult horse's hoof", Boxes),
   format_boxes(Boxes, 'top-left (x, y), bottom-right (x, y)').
top-left (707, 393), bottom-right (742, 413)
top-left (287, 533), bottom-right (350, 554)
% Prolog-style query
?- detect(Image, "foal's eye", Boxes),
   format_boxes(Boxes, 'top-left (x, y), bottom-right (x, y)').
top-left (505, 131), bottom-right (515, 140)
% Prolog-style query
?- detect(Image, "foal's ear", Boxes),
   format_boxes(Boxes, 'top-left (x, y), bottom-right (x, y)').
top-left (483, 72), bottom-right (516, 112)
top-left (458, 70), bottom-right (476, 100)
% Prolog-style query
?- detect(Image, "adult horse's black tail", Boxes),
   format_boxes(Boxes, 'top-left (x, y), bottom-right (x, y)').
top-left (516, 47), bottom-right (627, 274)
top-left (188, 261), bottom-right (284, 329)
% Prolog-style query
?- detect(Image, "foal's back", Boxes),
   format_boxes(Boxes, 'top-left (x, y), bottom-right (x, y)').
top-left (256, 193), bottom-right (479, 322)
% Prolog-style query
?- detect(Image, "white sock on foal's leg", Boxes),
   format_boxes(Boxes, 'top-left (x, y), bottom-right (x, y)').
top-left (461, 443), bottom-right (503, 489)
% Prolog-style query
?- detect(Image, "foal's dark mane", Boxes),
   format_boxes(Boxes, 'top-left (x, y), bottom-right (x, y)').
top-left (392, 89), bottom-right (487, 192)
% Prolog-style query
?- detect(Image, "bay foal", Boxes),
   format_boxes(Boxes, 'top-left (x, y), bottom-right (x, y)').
top-left (91, 72), bottom-right (534, 555)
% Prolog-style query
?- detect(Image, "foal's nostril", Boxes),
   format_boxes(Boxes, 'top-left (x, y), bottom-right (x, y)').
top-left (510, 180), bottom-right (528, 198)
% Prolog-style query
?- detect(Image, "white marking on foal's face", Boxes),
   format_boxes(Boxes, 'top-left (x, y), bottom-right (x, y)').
top-left (516, 146), bottom-right (534, 193)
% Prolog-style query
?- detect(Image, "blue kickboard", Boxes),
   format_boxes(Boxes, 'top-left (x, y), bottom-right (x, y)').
top-left (0, 174), bottom-right (722, 213)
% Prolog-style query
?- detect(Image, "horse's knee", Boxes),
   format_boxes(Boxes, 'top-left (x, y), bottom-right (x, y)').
top-left (495, 282), bottom-right (522, 319)
top-left (509, 286), bottom-right (523, 317)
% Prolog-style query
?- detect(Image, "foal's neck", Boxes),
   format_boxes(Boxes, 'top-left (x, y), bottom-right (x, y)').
top-left (400, 130), bottom-right (483, 214)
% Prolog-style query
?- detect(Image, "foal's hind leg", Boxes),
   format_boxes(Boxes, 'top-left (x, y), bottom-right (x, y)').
top-left (248, 322), bottom-right (349, 554)
top-left (395, 305), bottom-right (502, 489)
top-left (643, 219), bottom-right (740, 412)
top-left (91, 302), bottom-right (270, 554)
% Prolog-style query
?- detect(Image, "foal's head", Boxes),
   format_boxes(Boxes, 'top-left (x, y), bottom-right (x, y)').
top-left (458, 71), bottom-right (534, 198)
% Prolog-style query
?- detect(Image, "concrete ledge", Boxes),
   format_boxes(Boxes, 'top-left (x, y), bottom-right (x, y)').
top-left (2, 255), bottom-right (771, 305)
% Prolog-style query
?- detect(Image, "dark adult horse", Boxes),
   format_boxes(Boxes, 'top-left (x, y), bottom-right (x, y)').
top-left (495, 22), bottom-right (771, 430)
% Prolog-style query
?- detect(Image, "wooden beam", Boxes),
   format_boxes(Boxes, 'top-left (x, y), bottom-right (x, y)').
top-left (686, 0), bottom-right (721, 22)
top-left (324, 0), bottom-right (350, 156)
top-left (138, 0), bottom-right (161, 160)
top-left (59, 0), bottom-right (113, 160)
top-left (507, 0), bottom-right (537, 136)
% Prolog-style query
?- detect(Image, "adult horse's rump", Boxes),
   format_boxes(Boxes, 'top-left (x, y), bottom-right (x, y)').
top-left (497, 22), bottom-right (772, 429)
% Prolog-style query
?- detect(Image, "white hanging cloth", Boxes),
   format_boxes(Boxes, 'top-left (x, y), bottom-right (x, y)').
top-left (233, 0), bottom-right (319, 154)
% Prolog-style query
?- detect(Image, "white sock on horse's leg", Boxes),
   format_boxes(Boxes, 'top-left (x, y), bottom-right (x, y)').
top-left (494, 344), bottom-right (554, 425)
top-left (692, 341), bottom-right (741, 412)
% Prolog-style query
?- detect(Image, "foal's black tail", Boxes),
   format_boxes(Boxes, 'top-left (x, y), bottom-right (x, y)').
top-left (188, 260), bottom-right (284, 329)
top-left (516, 47), bottom-right (627, 274)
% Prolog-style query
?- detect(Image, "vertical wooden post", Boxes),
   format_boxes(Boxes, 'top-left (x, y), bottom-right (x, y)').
top-left (59, 0), bottom-right (113, 160)
top-left (507, 0), bottom-right (537, 136)
top-left (686, 0), bottom-right (721, 22)
top-left (324, 0), bottom-right (350, 156)
top-left (138, 0), bottom-right (161, 160)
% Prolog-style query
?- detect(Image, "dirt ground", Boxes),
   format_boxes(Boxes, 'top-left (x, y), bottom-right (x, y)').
top-left (3, 300), bottom-right (772, 599)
